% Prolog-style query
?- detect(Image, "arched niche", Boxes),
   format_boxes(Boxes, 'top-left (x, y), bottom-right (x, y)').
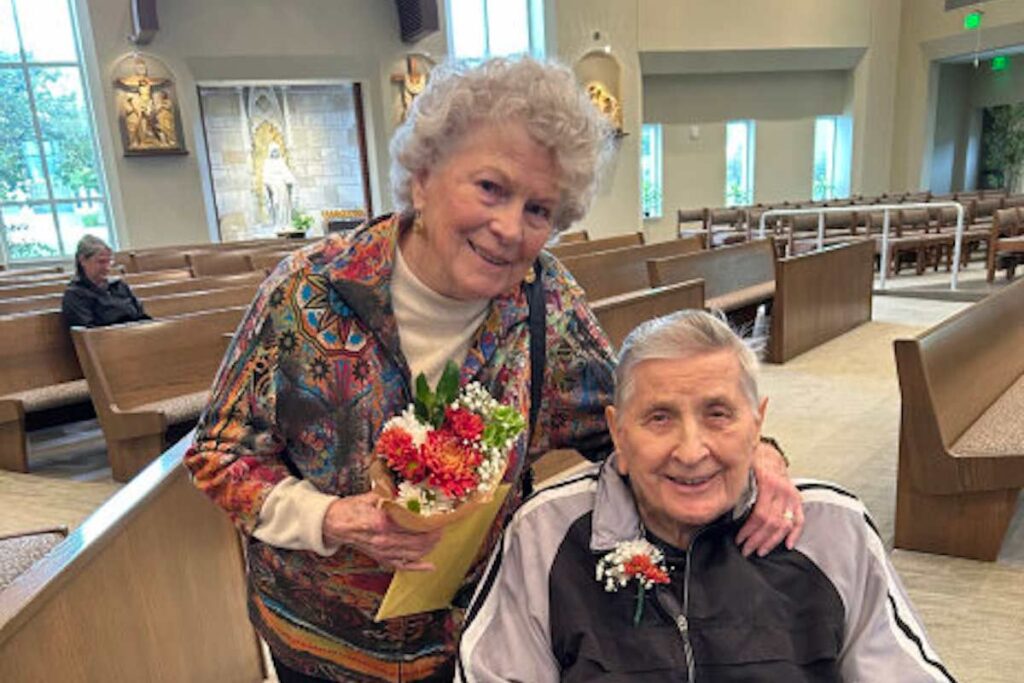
top-left (575, 49), bottom-right (625, 136)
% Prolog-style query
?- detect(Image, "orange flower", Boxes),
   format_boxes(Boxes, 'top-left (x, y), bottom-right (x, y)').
top-left (376, 428), bottom-right (426, 483)
top-left (421, 430), bottom-right (483, 499)
top-left (624, 554), bottom-right (671, 585)
top-left (445, 407), bottom-right (485, 442)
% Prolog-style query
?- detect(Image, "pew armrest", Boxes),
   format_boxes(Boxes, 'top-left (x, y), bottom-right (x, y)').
top-left (106, 407), bottom-right (167, 440)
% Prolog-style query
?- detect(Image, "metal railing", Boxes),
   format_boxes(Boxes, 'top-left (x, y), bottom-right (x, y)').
top-left (757, 202), bottom-right (966, 290)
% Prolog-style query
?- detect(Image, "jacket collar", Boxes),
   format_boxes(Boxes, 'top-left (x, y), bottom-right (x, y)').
top-left (590, 453), bottom-right (758, 552)
top-left (324, 213), bottom-right (532, 384)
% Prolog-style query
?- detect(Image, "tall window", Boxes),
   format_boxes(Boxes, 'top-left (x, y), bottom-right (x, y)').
top-left (448, 0), bottom-right (544, 60)
top-left (641, 123), bottom-right (662, 219)
top-left (0, 0), bottom-right (112, 262)
top-left (725, 120), bottom-right (755, 206)
top-left (812, 115), bottom-right (852, 201)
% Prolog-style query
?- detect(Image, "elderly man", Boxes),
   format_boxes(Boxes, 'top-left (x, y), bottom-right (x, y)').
top-left (457, 310), bottom-right (954, 682)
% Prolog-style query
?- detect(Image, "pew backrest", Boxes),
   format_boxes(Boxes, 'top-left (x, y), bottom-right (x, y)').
top-left (592, 279), bottom-right (705, 349)
top-left (647, 239), bottom-right (775, 300)
top-left (130, 250), bottom-right (189, 273)
top-left (186, 250), bottom-right (256, 277)
top-left (72, 306), bottom-right (245, 412)
top-left (559, 236), bottom-right (704, 300)
top-left (0, 312), bottom-right (80, 394)
top-left (548, 232), bottom-right (644, 259)
top-left (140, 285), bottom-right (257, 318)
top-left (122, 269), bottom-right (193, 286)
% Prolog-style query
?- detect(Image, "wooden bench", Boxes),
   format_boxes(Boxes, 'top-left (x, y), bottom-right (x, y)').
top-left (72, 307), bottom-right (245, 481)
top-left (893, 277), bottom-right (1024, 560)
top-left (0, 269), bottom-right (194, 300)
top-left (186, 250), bottom-right (257, 277)
top-left (557, 229), bottom-right (588, 244)
top-left (0, 272), bottom-right (265, 317)
top-left (247, 249), bottom-right (295, 274)
top-left (126, 284), bottom-right (257, 319)
top-left (547, 232), bottom-right (644, 259)
top-left (591, 280), bottom-right (705, 349)
top-left (559, 235), bottom-right (704, 300)
top-left (767, 240), bottom-right (874, 363)
top-left (0, 312), bottom-right (87, 473)
top-left (647, 239), bottom-right (776, 319)
top-left (0, 435), bottom-right (264, 681)
top-left (987, 207), bottom-right (1024, 282)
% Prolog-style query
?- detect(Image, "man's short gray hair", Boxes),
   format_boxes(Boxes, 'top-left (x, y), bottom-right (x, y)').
top-left (389, 57), bottom-right (613, 232)
top-left (613, 310), bottom-right (761, 410)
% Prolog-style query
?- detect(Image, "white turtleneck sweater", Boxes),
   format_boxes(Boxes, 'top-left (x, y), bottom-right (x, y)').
top-left (252, 245), bottom-right (490, 555)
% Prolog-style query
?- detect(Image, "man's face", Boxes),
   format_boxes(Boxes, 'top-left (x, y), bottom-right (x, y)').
top-left (606, 351), bottom-right (766, 546)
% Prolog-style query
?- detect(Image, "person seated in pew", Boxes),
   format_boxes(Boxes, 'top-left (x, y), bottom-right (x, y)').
top-left (458, 310), bottom-right (953, 682)
top-left (61, 235), bottom-right (151, 328)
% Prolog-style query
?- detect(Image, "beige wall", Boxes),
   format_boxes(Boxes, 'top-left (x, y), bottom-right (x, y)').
top-left (637, 0), bottom-right (869, 51)
top-left (642, 71), bottom-right (842, 235)
top-left (892, 0), bottom-right (1024, 191)
top-left (78, 0), bottom-right (441, 249)
top-left (552, 0), bottom-right (642, 239)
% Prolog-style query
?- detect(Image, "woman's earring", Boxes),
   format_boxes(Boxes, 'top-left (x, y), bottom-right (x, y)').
top-left (413, 209), bottom-right (426, 235)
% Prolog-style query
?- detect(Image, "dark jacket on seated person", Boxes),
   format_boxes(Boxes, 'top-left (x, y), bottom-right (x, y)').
top-left (61, 276), bottom-right (151, 328)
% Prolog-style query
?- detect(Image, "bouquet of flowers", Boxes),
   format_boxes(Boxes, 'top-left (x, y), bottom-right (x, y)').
top-left (370, 361), bottom-right (526, 532)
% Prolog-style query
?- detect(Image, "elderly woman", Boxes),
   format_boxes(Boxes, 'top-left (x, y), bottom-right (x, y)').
top-left (186, 58), bottom-right (801, 682)
top-left (61, 235), bottom-right (150, 328)
top-left (458, 310), bottom-right (953, 682)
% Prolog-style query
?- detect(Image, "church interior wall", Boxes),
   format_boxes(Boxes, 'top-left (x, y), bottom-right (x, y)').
top-left (73, 0), bottom-right (1024, 249)
top-left (76, 0), bottom-right (442, 249)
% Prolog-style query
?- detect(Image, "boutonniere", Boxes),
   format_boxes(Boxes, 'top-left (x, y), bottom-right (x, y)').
top-left (595, 539), bottom-right (671, 625)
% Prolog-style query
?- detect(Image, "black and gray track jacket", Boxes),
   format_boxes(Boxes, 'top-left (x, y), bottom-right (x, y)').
top-left (457, 457), bottom-right (955, 682)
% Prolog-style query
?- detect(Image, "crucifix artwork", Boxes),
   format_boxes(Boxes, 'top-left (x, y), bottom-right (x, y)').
top-left (391, 54), bottom-right (435, 122)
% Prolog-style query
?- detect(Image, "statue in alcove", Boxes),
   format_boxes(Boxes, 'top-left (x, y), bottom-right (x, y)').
top-left (262, 142), bottom-right (297, 228)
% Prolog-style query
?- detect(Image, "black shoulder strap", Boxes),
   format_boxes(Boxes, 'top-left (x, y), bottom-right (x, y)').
top-left (527, 259), bottom-right (545, 439)
top-left (519, 258), bottom-right (545, 499)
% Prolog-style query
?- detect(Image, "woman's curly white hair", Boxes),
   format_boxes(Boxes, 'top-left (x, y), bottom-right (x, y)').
top-left (389, 57), bottom-right (613, 232)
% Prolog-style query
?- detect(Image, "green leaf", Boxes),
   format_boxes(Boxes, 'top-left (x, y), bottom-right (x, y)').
top-left (436, 361), bottom-right (460, 406)
top-left (406, 499), bottom-right (421, 514)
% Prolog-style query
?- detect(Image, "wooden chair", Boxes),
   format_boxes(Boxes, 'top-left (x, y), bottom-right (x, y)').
top-left (646, 239), bottom-right (776, 318)
top-left (893, 277), bottom-right (1024, 560)
top-left (767, 240), bottom-right (874, 363)
top-left (547, 232), bottom-right (644, 260)
top-left (0, 435), bottom-right (264, 681)
top-left (987, 207), bottom-right (1024, 282)
top-left (591, 280), bottom-right (705, 349)
top-left (0, 312), bottom-right (87, 473)
top-left (72, 307), bottom-right (246, 481)
top-left (559, 236), bottom-right (703, 300)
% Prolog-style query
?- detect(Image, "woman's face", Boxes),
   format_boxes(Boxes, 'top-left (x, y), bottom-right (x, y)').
top-left (81, 248), bottom-right (113, 283)
top-left (402, 122), bottom-right (560, 300)
top-left (606, 351), bottom-right (766, 547)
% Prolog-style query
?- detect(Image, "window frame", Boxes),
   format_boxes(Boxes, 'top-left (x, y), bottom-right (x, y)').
top-left (724, 119), bottom-right (755, 207)
top-left (641, 123), bottom-right (663, 219)
top-left (447, 0), bottom-right (545, 60)
top-left (0, 0), bottom-right (113, 263)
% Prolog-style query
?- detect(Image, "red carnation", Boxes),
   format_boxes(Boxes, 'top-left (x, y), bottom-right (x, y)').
top-left (376, 428), bottom-right (427, 483)
top-left (445, 407), bottom-right (485, 442)
top-left (624, 554), bottom-right (671, 585)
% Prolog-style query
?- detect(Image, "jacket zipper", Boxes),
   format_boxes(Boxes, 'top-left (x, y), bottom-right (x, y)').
top-left (677, 538), bottom-right (697, 683)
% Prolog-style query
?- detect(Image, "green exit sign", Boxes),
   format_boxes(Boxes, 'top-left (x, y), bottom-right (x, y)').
top-left (964, 11), bottom-right (982, 30)
top-left (992, 55), bottom-right (1009, 71)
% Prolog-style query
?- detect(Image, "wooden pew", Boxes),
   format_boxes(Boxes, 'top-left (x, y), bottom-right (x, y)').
top-left (129, 249), bottom-right (189, 273)
top-left (72, 307), bottom-right (245, 481)
top-left (0, 312), bottom-right (86, 473)
top-left (0, 266), bottom-right (63, 279)
top-left (0, 269), bottom-right (193, 300)
top-left (559, 235), bottom-right (703, 300)
top-left (647, 239), bottom-right (776, 316)
top-left (893, 277), bottom-right (1024, 560)
top-left (0, 435), bottom-right (264, 682)
top-left (547, 232), bottom-right (644, 259)
top-left (186, 250), bottom-right (256, 277)
top-left (592, 280), bottom-right (705, 349)
top-left (247, 249), bottom-right (295, 274)
top-left (127, 285), bottom-right (257, 319)
top-left (987, 207), bottom-right (1024, 282)
top-left (557, 230), bottom-right (589, 244)
top-left (767, 240), bottom-right (874, 363)
top-left (0, 272), bottom-right (265, 316)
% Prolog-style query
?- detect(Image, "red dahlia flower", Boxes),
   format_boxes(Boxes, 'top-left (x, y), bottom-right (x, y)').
top-left (421, 430), bottom-right (483, 499)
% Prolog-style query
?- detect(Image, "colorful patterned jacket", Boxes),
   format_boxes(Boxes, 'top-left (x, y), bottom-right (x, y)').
top-left (184, 214), bottom-right (616, 681)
